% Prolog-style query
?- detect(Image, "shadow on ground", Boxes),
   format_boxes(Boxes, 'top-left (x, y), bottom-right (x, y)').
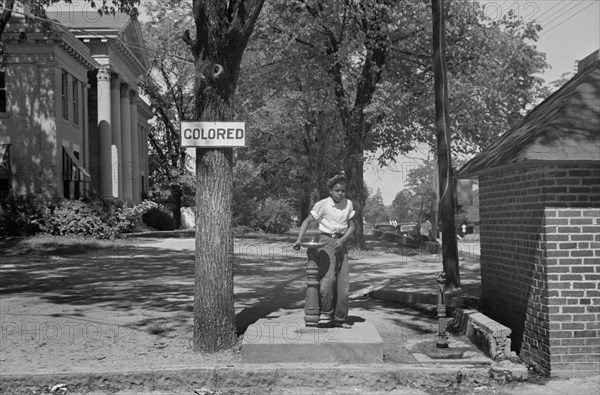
top-left (0, 233), bottom-right (477, 365)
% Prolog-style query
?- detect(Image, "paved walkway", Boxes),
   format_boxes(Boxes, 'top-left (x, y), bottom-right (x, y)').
top-left (1, 233), bottom-right (598, 394)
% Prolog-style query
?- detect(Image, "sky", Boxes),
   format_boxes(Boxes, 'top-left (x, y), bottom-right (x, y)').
top-left (365, 0), bottom-right (600, 205)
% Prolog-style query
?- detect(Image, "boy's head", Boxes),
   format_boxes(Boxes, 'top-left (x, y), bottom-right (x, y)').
top-left (327, 174), bottom-right (347, 203)
top-left (327, 174), bottom-right (346, 189)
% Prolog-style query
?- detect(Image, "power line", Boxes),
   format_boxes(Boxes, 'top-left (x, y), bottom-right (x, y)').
top-left (541, 0), bottom-right (598, 36)
top-left (539, 0), bottom-right (585, 26)
top-left (534, 1), bottom-right (567, 20)
top-left (538, 0), bottom-right (583, 25)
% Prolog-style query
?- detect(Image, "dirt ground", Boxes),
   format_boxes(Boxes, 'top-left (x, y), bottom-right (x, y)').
top-left (0, 234), bottom-right (448, 375)
top-left (1, 234), bottom-right (598, 394)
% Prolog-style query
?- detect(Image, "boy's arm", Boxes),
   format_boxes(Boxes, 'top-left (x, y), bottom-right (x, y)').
top-left (293, 214), bottom-right (316, 249)
top-left (338, 219), bottom-right (356, 245)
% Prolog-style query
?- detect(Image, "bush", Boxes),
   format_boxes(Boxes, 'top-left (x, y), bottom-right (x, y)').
top-left (0, 195), bottom-right (170, 239)
top-left (39, 199), bottom-right (138, 239)
top-left (256, 198), bottom-right (293, 234)
top-left (0, 195), bottom-right (45, 237)
top-left (141, 207), bottom-right (177, 231)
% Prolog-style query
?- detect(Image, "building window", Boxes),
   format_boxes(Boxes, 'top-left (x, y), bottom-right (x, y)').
top-left (0, 70), bottom-right (6, 113)
top-left (63, 146), bottom-right (90, 199)
top-left (72, 79), bottom-right (79, 126)
top-left (61, 70), bottom-right (69, 120)
top-left (73, 150), bottom-right (81, 199)
top-left (0, 144), bottom-right (11, 195)
top-left (63, 147), bottom-right (72, 198)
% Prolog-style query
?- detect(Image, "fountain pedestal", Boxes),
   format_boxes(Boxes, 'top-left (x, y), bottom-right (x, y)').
top-left (301, 242), bottom-right (325, 327)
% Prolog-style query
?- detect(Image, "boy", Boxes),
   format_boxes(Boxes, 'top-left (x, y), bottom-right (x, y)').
top-left (293, 174), bottom-right (355, 328)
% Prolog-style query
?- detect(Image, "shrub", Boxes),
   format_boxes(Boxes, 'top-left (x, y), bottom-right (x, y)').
top-left (256, 198), bottom-right (293, 234)
top-left (40, 200), bottom-right (121, 239)
top-left (0, 195), bottom-right (45, 237)
top-left (0, 196), bottom-right (169, 239)
top-left (141, 207), bottom-right (177, 231)
top-left (38, 198), bottom-right (149, 239)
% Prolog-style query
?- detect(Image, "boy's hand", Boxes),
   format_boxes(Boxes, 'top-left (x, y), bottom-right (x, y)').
top-left (293, 241), bottom-right (301, 251)
top-left (333, 239), bottom-right (344, 250)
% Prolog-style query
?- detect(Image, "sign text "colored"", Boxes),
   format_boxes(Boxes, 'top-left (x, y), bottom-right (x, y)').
top-left (180, 121), bottom-right (245, 147)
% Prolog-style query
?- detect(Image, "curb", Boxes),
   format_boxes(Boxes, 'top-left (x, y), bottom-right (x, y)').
top-left (0, 363), bottom-right (491, 394)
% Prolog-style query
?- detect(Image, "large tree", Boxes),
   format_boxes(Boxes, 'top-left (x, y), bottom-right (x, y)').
top-left (363, 188), bottom-right (388, 225)
top-left (235, 25), bottom-right (345, 219)
top-left (262, 0), bottom-right (410, 249)
top-left (260, 1), bottom-right (547, 250)
top-left (181, 0), bottom-right (265, 353)
top-left (139, 0), bottom-right (196, 227)
top-left (370, 1), bottom-right (548, 163)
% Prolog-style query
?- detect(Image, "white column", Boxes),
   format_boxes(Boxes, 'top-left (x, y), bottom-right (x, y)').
top-left (120, 83), bottom-right (133, 202)
top-left (110, 74), bottom-right (122, 198)
top-left (97, 65), bottom-right (112, 199)
top-left (83, 82), bottom-right (90, 197)
top-left (142, 126), bottom-right (149, 196)
top-left (130, 90), bottom-right (140, 203)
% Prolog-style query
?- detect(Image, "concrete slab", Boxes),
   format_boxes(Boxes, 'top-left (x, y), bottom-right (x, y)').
top-left (241, 310), bottom-right (383, 363)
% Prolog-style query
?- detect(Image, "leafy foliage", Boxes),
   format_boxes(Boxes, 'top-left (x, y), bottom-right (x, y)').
top-left (368, 0), bottom-right (549, 163)
top-left (141, 207), bottom-right (177, 231)
top-left (389, 160), bottom-right (435, 223)
top-left (237, 20), bottom-right (345, 217)
top-left (39, 199), bottom-right (139, 239)
top-left (251, 0), bottom-right (547, 248)
top-left (0, 194), bottom-right (44, 236)
top-left (363, 189), bottom-right (389, 225)
top-left (139, 1), bottom-right (196, 228)
top-left (255, 197), bottom-right (294, 234)
top-left (0, 195), bottom-right (161, 239)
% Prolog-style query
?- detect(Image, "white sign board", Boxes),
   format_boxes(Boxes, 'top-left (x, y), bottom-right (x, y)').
top-left (181, 121), bottom-right (246, 147)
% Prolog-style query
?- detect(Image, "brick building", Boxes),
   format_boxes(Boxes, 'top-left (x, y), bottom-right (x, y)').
top-left (0, 2), bottom-right (151, 202)
top-left (456, 51), bottom-right (600, 377)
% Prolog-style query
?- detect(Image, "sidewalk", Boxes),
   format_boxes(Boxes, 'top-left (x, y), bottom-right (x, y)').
top-left (1, 234), bottom-right (597, 394)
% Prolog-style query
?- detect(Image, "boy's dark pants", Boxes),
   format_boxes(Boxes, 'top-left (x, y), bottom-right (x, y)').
top-left (317, 235), bottom-right (349, 323)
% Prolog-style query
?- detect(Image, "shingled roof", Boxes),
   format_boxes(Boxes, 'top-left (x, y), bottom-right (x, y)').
top-left (457, 53), bottom-right (600, 178)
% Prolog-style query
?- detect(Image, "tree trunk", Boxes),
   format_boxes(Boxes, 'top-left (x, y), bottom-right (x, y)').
top-left (432, 0), bottom-right (460, 290)
top-left (431, 157), bottom-right (439, 238)
top-left (194, 147), bottom-right (236, 352)
top-left (345, 126), bottom-right (367, 249)
top-left (171, 183), bottom-right (183, 229)
top-left (187, 0), bottom-right (265, 352)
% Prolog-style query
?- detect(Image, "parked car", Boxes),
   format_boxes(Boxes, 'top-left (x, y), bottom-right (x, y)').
top-left (395, 222), bottom-right (417, 235)
top-left (373, 222), bottom-right (397, 233)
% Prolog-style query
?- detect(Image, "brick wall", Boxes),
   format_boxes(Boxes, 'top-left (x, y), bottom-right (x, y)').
top-left (478, 163), bottom-right (600, 376)
top-left (527, 207), bottom-right (599, 377)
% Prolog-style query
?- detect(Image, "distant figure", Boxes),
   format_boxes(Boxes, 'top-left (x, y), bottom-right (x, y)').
top-left (293, 174), bottom-right (356, 329)
top-left (420, 215), bottom-right (432, 242)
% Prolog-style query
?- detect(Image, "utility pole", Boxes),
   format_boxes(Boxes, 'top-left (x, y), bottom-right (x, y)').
top-left (431, 156), bottom-right (439, 239)
top-left (432, 0), bottom-right (460, 290)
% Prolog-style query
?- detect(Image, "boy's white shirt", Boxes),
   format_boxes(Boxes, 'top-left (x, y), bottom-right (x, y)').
top-left (311, 197), bottom-right (355, 235)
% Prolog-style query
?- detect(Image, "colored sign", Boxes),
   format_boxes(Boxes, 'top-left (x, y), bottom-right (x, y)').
top-left (181, 121), bottom-right (245, 147)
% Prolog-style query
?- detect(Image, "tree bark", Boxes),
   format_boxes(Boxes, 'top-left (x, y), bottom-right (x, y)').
top-left (194, 147), bottom-right (236, 352)
top-left (171, 183), bottom-right (182, 229)
top-left (432, 0), bottom-right (460, 290)
top-left (325, 3), bottom-right (388, 250)
top-left (344, 125), bottom-right (367, 249)
top-left (188, 0), bottom-right (265, 352)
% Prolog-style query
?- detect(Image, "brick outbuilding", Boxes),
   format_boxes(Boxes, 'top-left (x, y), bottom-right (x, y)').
top-left (456, 51), bottom-right (600, 377)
